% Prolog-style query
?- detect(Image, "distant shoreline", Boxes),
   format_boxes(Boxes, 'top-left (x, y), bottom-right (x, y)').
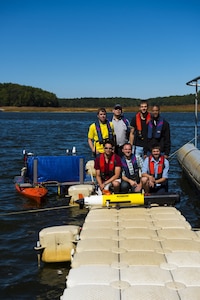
top-left (0, 105), bottom-right (195, 113)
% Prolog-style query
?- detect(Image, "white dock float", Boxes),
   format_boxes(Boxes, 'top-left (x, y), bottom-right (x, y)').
top-left (60, 206), bottom-right (200, 300)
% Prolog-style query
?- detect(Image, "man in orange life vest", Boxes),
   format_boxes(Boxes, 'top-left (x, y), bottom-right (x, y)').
top-left (94, 141), bottom-right (122, 194)
top-left (129, 100), bottom-right (151, 158)
top-left (88, 107), bottom-right (115, 157)
top-left (141, 144), bottom-right (169, 194)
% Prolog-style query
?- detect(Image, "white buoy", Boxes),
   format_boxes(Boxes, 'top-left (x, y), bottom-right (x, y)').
top-left (72, 146), bottom-right (76, 155)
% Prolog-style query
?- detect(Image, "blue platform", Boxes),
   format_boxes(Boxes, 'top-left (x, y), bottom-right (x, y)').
top-left (26, 155), bottom-right (85, 183)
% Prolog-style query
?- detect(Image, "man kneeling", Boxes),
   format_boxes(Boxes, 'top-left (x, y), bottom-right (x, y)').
top-left (141, 144), bottom-right (169, 194)
top-left (94, 141), bottom-right (122, 195)
top-left (120, 143), bottom-right (142, 193)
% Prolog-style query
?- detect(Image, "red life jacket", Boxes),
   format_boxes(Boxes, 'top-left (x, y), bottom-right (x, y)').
top-left (136, 112), bottom-right (151, 131)
top-left (149, 155), bottom-right (164, 179)
top-left (99, 153), bottom-right (115, 180)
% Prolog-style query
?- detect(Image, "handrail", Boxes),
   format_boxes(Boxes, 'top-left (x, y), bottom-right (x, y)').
top-left (186, 76), bottom-right (200, 148)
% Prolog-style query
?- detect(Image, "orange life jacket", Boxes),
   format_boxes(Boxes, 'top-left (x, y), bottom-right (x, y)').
top-left (149, 155), bottom-right (164, 179)
top-left (136, 112), bottom-right (151, 131)
top-left (99, 153), bottom-right (115, 180)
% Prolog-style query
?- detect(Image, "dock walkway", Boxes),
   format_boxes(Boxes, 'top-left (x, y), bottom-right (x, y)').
top-left (61, 206), bottom-right (200, 300)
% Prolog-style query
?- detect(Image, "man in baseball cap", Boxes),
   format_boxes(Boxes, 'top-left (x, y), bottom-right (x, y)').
top-left (114, 104), bottom-right (122, 110)
top-left (111, 104), bottom-right (130, 157)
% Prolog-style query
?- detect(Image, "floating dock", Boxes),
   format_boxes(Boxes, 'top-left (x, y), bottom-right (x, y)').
top-left (61, 206), bottom-right (200, 300)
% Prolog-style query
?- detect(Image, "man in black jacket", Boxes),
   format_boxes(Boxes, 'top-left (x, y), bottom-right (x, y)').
top-left (129, 100), bottom-right (151, 158)
top-left (145, 105), bottom-right (171, 159)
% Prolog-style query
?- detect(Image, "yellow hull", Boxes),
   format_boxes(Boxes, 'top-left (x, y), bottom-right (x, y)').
top-left (101, 193), bottom-right (144, 206)
top-left (77, 193), bottom-right (180, 208)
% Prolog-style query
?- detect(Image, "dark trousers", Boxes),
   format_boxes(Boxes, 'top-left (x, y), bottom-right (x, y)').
top-left (149, 182), bottom-right (168, 194)
top-left (120, 180), bottom-right (136, 193)
top-left (115, 145), bottom-right (123, 157)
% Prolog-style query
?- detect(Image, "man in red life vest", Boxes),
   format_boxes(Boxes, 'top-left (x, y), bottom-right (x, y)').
top-left (129, 100), bottom-right (151, 158)
top-left (94, 141), bottom-right (122, 194)
top-left (141, 144), bottom-right (169, 194)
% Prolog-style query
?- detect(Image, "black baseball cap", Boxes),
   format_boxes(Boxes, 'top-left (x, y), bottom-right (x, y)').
top-left (114, 104), bottom-right (122, 110)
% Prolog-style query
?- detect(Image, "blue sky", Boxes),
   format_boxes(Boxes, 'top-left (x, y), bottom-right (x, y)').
top-left (1, 0), bottom-right (199, 99)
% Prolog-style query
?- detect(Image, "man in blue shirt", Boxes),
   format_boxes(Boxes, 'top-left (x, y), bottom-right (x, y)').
top-left (141, 144), bottom-right (169, 194)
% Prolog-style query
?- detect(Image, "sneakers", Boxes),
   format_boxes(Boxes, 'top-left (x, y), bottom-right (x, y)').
top-left (102, 189), bottom-right (112, 195)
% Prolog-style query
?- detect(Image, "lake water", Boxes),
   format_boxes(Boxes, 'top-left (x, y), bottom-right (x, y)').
top-left (0, 111), bottom-right (200, 299)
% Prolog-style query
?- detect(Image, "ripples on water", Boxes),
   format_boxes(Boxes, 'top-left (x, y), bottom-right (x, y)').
top-left (0, 112), bottom-right (200, 299)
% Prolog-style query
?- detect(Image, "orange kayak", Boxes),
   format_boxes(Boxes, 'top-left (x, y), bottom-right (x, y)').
top-left (15, 183), bottom-right (48, 203)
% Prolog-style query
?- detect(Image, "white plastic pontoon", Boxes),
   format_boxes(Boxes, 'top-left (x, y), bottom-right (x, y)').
top-left (60, 206), bottom-right (200, 300)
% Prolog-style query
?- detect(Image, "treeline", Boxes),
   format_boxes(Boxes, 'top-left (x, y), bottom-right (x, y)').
top-left (59, 94), bottom-right (197, 108)
top-left (0, 83), bottom-right (59, 107)
top-left (0, 82), bottom-right (198, 108)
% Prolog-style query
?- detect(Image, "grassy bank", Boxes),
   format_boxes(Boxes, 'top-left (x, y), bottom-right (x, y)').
top-left (0, 105), bottom-right (196, 113)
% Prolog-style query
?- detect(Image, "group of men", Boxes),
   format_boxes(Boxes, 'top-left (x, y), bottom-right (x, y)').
top-left (88, 101), bottom-right (171, 195)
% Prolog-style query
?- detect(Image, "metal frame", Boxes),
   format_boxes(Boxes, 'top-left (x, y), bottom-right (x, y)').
top-left (186, 76), bottom-right (200, 148)
top-left (33, 157), bottom-right (86, 187)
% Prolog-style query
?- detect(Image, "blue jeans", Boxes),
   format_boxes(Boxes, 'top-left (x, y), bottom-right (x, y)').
top-left (132, 146), bottom-right (143, 157)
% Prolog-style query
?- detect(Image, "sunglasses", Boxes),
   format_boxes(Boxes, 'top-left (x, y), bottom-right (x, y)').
top-left (104, 147), bottom-right (113, 150)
